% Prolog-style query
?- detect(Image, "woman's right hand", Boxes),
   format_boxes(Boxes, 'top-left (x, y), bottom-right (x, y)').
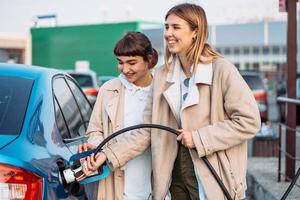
top-left (82, 152), bottom-right (107, 176)
top-left (77, 143), bottom-right (107, 177)
top-left (78, 143), bottom-right (96, 153)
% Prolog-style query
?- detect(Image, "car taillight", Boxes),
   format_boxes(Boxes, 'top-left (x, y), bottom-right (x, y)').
top-left (0, 163), bottom-right (42, 200)
top-left (83, 88), bottom-right (98, 96)
top-left (254, 90), bottom-right (267, 101)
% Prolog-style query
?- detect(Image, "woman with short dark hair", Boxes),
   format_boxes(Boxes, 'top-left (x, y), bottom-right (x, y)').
top-left (78, 31), bottom-right (158, 200)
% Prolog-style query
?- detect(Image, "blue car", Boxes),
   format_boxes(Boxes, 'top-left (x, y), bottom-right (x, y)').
top-left (0, 63), bottom-right (97, 199)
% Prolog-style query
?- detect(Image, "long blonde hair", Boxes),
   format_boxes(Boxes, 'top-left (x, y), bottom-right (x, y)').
top-left (164, 3), bottom-right (220, 70)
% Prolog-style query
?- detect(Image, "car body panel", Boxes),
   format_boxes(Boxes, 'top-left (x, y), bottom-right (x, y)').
top-left (0, 63), bottom-right (93, 199)
top-left (0, 135), bottom-right (18, 149)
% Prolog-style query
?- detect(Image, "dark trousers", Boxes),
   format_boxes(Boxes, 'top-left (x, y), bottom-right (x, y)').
top-left (170, 144), bottom-right (200, 200)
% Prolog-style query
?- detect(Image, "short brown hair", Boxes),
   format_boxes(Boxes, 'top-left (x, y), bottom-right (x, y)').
top-left (114, 32), bottom-right (158, 69)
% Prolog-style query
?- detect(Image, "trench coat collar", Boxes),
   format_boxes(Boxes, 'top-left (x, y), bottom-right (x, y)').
top-left (182, 60), bottom-right (213, 110)
top-left (104, 79), bottom-right (124, 129)
top-left (104, 78), bottom-right (122, 91)
top-left (163, 59), bottom-right (181, 124)
top-left (163, 57), bottom-right (213, 124)
top-left (166, 56), bottom-right (213, 85)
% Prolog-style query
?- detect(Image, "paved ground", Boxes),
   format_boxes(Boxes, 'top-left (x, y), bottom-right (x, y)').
top-left (243, 90), bottom-right (300, 199)
top-left (247, 157), bottom-right (300, 200)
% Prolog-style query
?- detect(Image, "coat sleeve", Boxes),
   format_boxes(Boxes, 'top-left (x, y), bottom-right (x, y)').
top-left (192, 60), bottom-right (261, 157)
top-left (102, 87), bottom-right (153, 169)
top-left (85, 87), bottom-right (105, 146)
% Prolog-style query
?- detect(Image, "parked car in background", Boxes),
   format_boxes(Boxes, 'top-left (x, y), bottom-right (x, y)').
top-left (277, 73), bottom-right (300, 125)
top-left (67, 70), bottom-right (101, 106)
top-left (98, 75), bottom-right (116, 85)
top-left (0, 64), bottom-right (96, 199)
top-left (240, 71), bottom-right (268, 122)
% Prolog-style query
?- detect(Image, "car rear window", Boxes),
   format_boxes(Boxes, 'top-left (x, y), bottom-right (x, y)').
top-left (242, 75), bottom-right (264, 90)
top-left (69, 74), bottom-right (93, 87)
top-left (0, 76), bottom-right (33, 135)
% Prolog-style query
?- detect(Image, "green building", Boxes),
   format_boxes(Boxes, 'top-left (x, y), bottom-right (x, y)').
top-left (31, 21), bottom-right (163, 76)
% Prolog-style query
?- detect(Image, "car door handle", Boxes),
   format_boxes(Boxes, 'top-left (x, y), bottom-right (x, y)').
top-left (63, 135), bottom-right (87, 143)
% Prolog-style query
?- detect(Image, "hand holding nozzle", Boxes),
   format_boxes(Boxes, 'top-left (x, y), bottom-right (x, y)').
top-left (82, 153), bottom-right (107, 176)
top-left (77, 143), bottom-right (107, 177)
top-left (78, 143), bottom-right (96, 153)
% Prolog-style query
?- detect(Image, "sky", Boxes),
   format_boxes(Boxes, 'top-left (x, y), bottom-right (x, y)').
top-left (0, 0), bottom-right (290, 36)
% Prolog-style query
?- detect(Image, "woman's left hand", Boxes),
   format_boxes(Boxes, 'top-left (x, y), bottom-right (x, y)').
top-left (176, 129), bottom-right (195, 149)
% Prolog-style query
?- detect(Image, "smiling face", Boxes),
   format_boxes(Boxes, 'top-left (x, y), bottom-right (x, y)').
top-left (164, 14), bottom-right (197, 58)
top-left (117, 55), bottom-right (151, 87)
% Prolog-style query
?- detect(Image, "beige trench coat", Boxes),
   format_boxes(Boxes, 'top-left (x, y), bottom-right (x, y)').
top-left (104, 57), bottom-right (261, 200)
top-left (85, 78), bottom-right (128, 200)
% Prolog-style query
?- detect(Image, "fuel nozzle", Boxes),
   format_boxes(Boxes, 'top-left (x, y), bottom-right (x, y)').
top-left (57, 156), bottom-right (110, 197)
top-left (57, 158), bottom-right (85, 196)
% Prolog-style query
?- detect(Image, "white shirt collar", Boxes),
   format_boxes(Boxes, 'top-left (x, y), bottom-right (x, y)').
top-left (118, 73), bottom-right (151, 92)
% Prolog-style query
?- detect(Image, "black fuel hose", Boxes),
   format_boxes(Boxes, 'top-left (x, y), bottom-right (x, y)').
top-left (92, 123), bottom-right (233, 200)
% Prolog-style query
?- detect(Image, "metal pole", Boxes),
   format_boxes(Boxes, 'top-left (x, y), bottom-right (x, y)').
top-left (278, 123), bottom-right (282, 182)
top-left (285, 0), bottom-right (297, 180)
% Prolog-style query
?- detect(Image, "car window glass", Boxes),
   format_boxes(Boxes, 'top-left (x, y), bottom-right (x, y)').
top-left (0, 76), bottom-right (33, 135)
top-left (66, 77), bottom-right (92, 124)
top-left (54, 98), bottom-right (70, 139)
top-left (53, 77), bottom-right (85, 139)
